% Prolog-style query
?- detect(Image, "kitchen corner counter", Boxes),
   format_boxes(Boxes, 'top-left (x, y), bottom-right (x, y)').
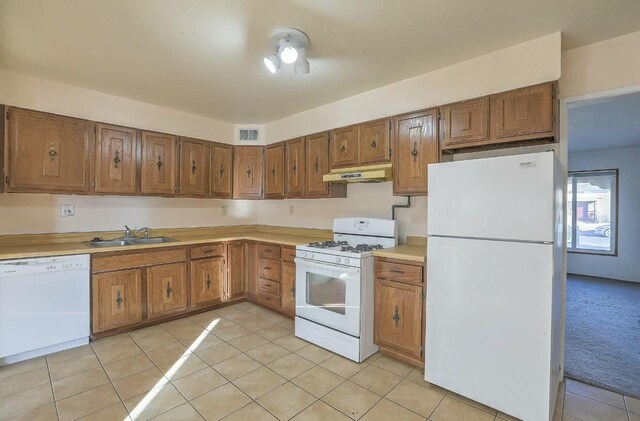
top-left (372, 244), bottom-right (426, 262)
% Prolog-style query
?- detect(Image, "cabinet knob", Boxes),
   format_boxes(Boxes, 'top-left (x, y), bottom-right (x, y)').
top-left (290, 286), bottom-right (295, 294)
top-left (157, 156), bottom-right (164, 170)
top-left (206, 274), bottom-right (212, 289)
top-left (191, 160), bottom-right (197, 174)
top-left (370, 139), bottom-right (377, 148)
top-left (113, 150), bottom-right (121, 168)
top-left (271, 165), bottom-right (276, 177)
top-left (166, 282), bottom-right (173, 298)
top-left (393, 305), bottom-right (400, 327)
top-left (219, 164), bottom-right (224, 176)
top-left (115, 289), bottom-right (123, 309)
top-left (411, 142), bottom-right (418, 162)
top-left (314, 156), bottom-right (319, 173)
top-left (49, 144), bottom-right (58, 161)
top-left (340, 144), bottom-right (346, 153)
top-left (246, 166), bottom-right (252, 177)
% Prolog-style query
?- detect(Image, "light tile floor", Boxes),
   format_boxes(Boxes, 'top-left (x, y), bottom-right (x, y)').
top-left (1, 302), bottom-right (639, 420)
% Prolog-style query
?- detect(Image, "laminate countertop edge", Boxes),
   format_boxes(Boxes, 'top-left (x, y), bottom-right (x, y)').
top-left (372, 245), bottom-right (427, 263)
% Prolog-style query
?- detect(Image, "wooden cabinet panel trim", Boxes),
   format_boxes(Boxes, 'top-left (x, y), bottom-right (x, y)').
top-left (258, 277), bottom-right (280, 296)
top-left (280, 261), bottom-right (296, 317)
top-left (441, 97), bottom-right (489, 147)
top-left (257, 291), bottom-right (281, 311)
top-left (191, 257), bottom-right (225, 307)
top-left (92, 248), bottom-right (186, 273)
top-left (281, 247), bottom-right (296, 263)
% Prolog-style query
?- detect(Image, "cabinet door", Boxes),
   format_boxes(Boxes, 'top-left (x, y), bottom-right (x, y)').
top-left (281, 261), bottom-right (296, 317)
top-left (226, 242), bottom-right (245, 300)
top-left (147, 263), bottom-right (187, 318)
top-left (491, 83), bottom-right (554, 140)
top-left (179, 137), bottom-right (209, 197)
top-left (393, 109), bottom-right (439, 196)
top-left (264, 143), bottom-right (284, 199)
top-left (305, 132), bottom-right (330, 197)
top-left (233, 146), bottom-right (263, 199)
top-left (6, 107), bottom-right (92, 193)
top-left (245, 242), bottom-right (257, 302)
top-left (211, 143), bottom-right (233, 198)
top-left (284, 138), bottom-right (305, 198)
top-left (94, 123), bottom-right (138, 194)
top-left (191, 257), bottom-right (224, 306)
top-left (358, 118), bottom-right (390, 165)
top-left (330, 125), bottom-right (357, 168)
top-left (92, 269), bottom-right (142, 333)
top-left (374, 278), bottom-right (423, 360)
top-left (441, 97), bottom-right (489, 147)
top-left (141, 131), bottom-right (177, 195)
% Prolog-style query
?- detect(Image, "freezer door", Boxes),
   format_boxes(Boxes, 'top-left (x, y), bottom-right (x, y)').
top-left (427, 151), bottom-right (556, 242)
top-left (425, 236), bottom-right (556, 421)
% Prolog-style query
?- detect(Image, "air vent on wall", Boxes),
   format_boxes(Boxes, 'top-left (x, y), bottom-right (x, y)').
top-left (238, 128), bottom-right (259, 142)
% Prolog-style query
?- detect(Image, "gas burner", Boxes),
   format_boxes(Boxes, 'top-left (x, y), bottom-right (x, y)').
top-left (308, 240), bottom-right (349, 249)
top-left (340, 243), bottom-right (385, 253)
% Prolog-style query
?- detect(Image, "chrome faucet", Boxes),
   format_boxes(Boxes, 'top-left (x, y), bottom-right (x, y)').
top-left (123, 225), bottom-right (151, 239)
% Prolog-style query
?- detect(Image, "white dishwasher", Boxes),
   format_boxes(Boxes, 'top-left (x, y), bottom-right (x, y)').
top-left (0, 254), bottom-right (90, 366)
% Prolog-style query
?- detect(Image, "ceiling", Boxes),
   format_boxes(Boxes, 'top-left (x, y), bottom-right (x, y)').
top-left (1, 1), bottom-right (640, 124)
top-left (568, 91), bottom-right (640, 153)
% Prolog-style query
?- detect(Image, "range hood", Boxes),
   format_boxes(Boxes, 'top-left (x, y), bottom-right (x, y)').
top-left (323, 163), bottom-right (392, 183)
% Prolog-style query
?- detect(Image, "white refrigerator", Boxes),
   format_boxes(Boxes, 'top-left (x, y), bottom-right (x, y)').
top-left (425, 151), bottom-right (564, 421)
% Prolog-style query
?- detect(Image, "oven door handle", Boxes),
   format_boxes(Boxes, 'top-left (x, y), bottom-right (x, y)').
top-left (294, 257), bottom-right (360, 274)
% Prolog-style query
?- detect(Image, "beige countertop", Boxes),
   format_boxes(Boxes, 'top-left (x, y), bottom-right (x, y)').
top-left (372, 244), bottom-right (426, 262)
top-left (0, 226), bottom-right (331, 260)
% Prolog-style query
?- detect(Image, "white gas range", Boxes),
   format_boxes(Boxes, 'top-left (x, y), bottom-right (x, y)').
top-left (294, 217), bottom-right (398, 362)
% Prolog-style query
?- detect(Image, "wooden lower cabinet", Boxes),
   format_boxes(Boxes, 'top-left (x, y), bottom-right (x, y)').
top-left (92, 269), bottom-right (143, 333)
top-left (147, 263), bottom-right (188, 319)
top-left (374, 258), bottom-right (425, 367)
top-left (245, 242), bottom-right (258, 302)
top-left (280, 261), bottom-right (296, 317)
top-left (226, 242), bottom-right (246, 300)
top-left (191, 257), bottom-right (224, 307)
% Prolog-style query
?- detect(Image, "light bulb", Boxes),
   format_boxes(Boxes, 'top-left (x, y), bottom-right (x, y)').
top-left (263, 54), bottom-right (280, 73)
top-left (280, 45), bottom-right (298, 64)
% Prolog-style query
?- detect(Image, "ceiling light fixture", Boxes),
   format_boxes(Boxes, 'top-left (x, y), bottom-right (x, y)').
top-left (264, 28), bottom-right (310, 75)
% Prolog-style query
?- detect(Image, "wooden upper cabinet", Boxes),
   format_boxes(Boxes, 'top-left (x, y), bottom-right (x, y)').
top-left (210, 143), bottom-right (233, 198)
top-left (233, 146), bottom-right (263, 199)
top-left (374, 278), bottom-right (423, 361)
top-left (226, 242), bottom-right (245, 300)
top-left (264, 142), bottom-right (284, 199)
top-left (393, 109), bottom-right (439, 196)
top-left (94, 123), bottom-right (138, 194)
top-left (330, 125), bottom-right (357, 169)
top-left (358, 118), bottom-right (390, 165)
top-left (6, 107), bottom-right (93, 193)
top-left (191, 257), bottom-right (224, 307)
top-left (491, 82), bottom-right (554, 141)
top-left (179, 137), bottom-right (209, 197)
top-left (284, 138), bottom-right (305, 198)
top-left (92, 269), bottom-right (142, 333)
top-left (441, 97), bottom-right (489, 148)
top-left (146, 263), bottom-right (187, 319)
top-left (141, 131), bottom-right (177, 195)
top-left (305, 132), bottom-right (330, 197)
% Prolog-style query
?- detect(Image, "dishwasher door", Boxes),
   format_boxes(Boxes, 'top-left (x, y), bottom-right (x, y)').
top-left (0, 254), bottom-right (90, 364)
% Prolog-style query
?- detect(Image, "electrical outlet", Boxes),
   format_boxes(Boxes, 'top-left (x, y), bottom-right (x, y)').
top-left (289, 205), bottom-right (294, 215)
top-left (60, 204), bottom-right (75, 217)
top-left (221, 205), bottom-right (228, 216)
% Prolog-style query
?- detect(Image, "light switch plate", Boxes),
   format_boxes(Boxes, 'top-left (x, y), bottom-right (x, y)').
top-left (60, 204), bottom-right (75, 217)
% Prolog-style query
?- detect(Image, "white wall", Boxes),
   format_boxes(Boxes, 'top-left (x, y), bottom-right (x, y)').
top-left (0, 33), bottom-right (561, 238)
top-left (567, 146), bottom-right (640, 283)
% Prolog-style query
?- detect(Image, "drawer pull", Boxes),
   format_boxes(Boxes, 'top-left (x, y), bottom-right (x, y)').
top-left (290, 286), bottom-right (295, 294)
top-left (202, 249), bottom-right (213, 254)
top-left (264, 266), bottom-right (271, 270)
top-left (393, 305), bottom-right (400, 327)
top-left (390, 269), bottom-right (404, 274)
top-left (166, 282), bottom-right (173, 298)
top-left (206, 274), bottom-right (212, 289)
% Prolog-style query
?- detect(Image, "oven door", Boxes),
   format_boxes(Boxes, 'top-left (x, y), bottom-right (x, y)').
top-left (295, 257), bottom-right (361, 337)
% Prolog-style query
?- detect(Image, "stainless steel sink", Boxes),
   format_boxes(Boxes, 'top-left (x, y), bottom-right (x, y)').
top-left (86, 237), bottom-right (176, 248)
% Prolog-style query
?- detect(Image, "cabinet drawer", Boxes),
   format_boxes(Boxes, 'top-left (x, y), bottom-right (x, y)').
top-left (191, 243), bottom-right (225, 260)
top-left (375, 260), bottom-right (423, 285)
top-left (258, 244), bottom-right (281, 260)
top-left (281, 247), bottom-right (296, 263)
top-left (93, 248), bottom-right (186, 273)
top-left (258, 277), bottom-right (280, 296)
top-left (258, 258), bottom-right (281, 281)
top-left (257, 291), bottom-right (281, 311)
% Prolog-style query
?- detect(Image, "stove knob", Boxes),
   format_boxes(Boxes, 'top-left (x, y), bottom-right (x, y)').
top-left (335, 257), bottom-right (342, 263)
top-left (344, 258), bottom-right (350, 265)
top-left (309, 253), bottom-right (314, 259)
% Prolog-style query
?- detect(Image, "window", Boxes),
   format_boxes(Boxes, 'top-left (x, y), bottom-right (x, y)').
top-left (567, 170), bottom-right (618, 255)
